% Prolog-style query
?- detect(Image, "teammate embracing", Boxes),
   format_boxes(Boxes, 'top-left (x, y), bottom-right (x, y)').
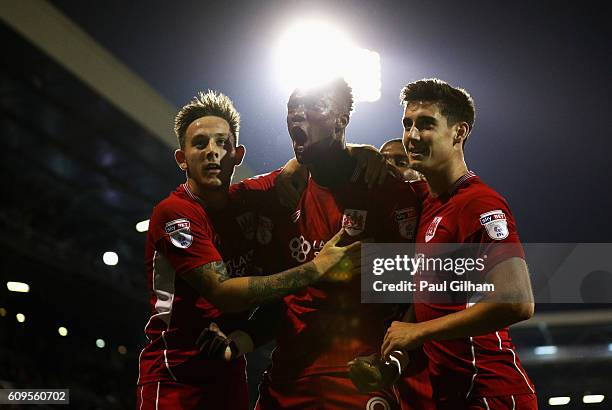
top-left (247, 78), bottom-right (432, 410)
top-left (137, 91), bottom-right (362, 409)
top-left (382, 79), bottom-right (537, 409)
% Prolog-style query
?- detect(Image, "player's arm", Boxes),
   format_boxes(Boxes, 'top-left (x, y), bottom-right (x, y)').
top-left (346, 144), bottom-right (389, 188)
top-left (197, 300), bottom-right (286, 360)
top-left (381, 257), bottom-right (534, 356)
top-left (183, 228), bottom-right (361, 313)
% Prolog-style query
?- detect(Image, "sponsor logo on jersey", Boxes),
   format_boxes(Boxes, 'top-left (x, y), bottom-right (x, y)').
top-left (395, 207), bottom-right (418, 240)
top-left (165, 218), bottom-right (193, 248)
top-left (342, 209), bottom-right (367, 236)
top-left (289, 235), bottom-right (312, 262)
top-left (288, 236), bottom-right (325, 263)
top-left (256, 216), bottom-right (273, 245)
top-left (479, 210), bottom-right (509, 240)
top-left (235, 212), bottom-right (255, 240)
top-left (425, 216), bottom-right (443, 242)
top-left (366, 396), bottom-right (391, 410)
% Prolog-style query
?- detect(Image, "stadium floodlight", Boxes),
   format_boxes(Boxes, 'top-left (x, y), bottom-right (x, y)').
top-left (534, 345), bottom-right (558, 355)
top-left (548, 397), bottom-right (571, 406)
top-left (583, 395), bottom-right (604, 404)
top-left (58, 326), bottom-right (68, 337)
top-left (275, 19), bottom-right (381, 102)
top-left (103, 251), bottom-right (119, 266)
top-left (16, 313), bottom-right (26, 323)
top-left (135, 219), bottom-right (149, 232)
top-left (7, 281), bottom-right (30, 293)
top-left (96, 339), bottom-right (106, 348)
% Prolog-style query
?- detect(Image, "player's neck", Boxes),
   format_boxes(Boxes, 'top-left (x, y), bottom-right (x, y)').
top-left (425, 159), bottom-right (469, 197)
top-left (187, 179), bottom-right (229, 209)
top-left (308, 144), bottom-right (355, 188)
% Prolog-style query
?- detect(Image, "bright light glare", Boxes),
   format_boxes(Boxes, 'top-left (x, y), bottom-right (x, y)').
top-left (548, 397), bottom-right (571, 406)
top-left (96, 339), bottom-right (106, 348)
top-left (7, 281), bottom-right (30, 293)
top-left (16, 313), bottom-right (26, 323)
top-left (583, 395), bottom-right (604, 404)
top-left (103, 252), bottom-right (118, 266)
top-left (275, 20), bottom-right (381, 102)
top-left (58, 326), bottom-right (68, 337)
top-left (534, 345), bottom-right (558, 355)
top-left (135, 219), bottom-right (149, 232)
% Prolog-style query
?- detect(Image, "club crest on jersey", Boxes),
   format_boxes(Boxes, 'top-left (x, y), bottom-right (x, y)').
top-left (342, 209), bottom-right (367, 236)
top-left (425, 216), bottom-right (443, 242)
top-left (395, 207), bottom-right (418, 240)
top-left (165, 218), bottom-right (193, 248)
top-left (235, 212), bottom-right (255, 240)
top-left (480, 210), bottom-right (509, 240)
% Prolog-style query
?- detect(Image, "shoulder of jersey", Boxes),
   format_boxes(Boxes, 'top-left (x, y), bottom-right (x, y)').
top-left (153, 189), bottom-right (205, 219)
top-left (458, 176), bottom-right (506, 202)
top-left (455, 177), bottom-right (512, 222)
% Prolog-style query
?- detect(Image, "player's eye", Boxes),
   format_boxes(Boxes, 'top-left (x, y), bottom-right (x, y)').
top-left (398, 160), bottom-right (408, 167)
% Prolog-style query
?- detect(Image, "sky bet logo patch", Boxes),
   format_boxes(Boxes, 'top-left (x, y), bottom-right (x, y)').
top-left (165, 218), bottom-right (193, 248)
top-left (479, 210), bottom-right (509, 240)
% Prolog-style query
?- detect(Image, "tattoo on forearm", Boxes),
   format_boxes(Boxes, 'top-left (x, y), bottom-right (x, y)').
top-left (247, 263), bottom-right (319, 305)
top-left (212, 260), bottom-right (231, 283)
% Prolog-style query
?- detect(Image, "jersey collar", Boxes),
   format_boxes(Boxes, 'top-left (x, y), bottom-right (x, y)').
top-left (182, 182), bottom-right (205, 205)
top-left (448, 170), bottom-right (476, 195)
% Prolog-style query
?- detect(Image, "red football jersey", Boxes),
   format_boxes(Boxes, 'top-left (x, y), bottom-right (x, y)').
top-left (253, 174), bottom-right (421, 380)
top-left (414, 171), bottom-right (535, 399)
top-left (138, 182), bottom-right (256, 385)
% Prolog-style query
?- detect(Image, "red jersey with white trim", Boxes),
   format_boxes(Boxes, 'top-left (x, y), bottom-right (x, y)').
top-left (255, 174), bottom-right (421, 380)
top-left (414, 172), bottom-right (535, 399)
top-left (138, 182), bottom-right (257, 385)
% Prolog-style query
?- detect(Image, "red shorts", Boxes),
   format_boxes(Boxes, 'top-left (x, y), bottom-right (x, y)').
top-left (136, 380), bottom-right (249, 410)
top-left (436, 393), bottom-right (538, 410)
top-left (256, 372), bottom-right (399, 410)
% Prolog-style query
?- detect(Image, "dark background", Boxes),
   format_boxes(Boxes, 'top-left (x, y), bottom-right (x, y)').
top-left (0, 1), bottom-right (610, 409)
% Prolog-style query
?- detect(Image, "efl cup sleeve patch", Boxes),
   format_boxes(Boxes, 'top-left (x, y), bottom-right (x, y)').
top-left (479, 210), bottom-right (509, 240)
top-left (165, 218), bottom-right (193, 248)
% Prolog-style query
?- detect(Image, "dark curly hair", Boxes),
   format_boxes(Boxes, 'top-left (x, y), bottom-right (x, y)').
top-left (400, 78), bottom-right (475, 131)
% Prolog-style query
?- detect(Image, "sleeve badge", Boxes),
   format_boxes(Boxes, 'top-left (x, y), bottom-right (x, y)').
top-left (479, 210), bottom-right (509, 240)
top-left (165, 218), bottom-right (193, 248)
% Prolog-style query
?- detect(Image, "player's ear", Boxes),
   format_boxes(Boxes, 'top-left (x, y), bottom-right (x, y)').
top-left (175, 149), bottom-right (187, 171)
top-left (234, 145), bottom-right (246, 166)
top-left (336, 113), bottom-right (350, 131)
top-left (453, 122), bottom-right (470, 146)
